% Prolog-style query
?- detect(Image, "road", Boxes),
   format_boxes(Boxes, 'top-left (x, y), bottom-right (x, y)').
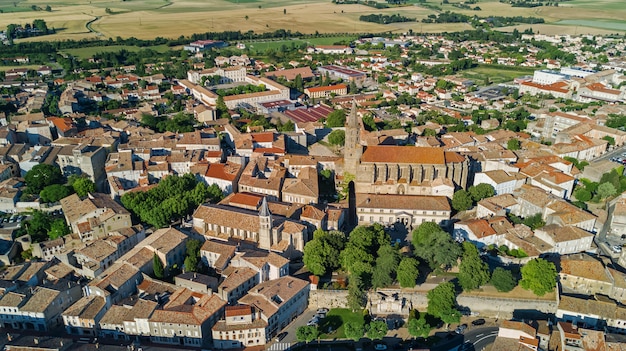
top-left (430, 327), bottom-right (498, 351)
top-left (266, 308), bottom-right (317, 350)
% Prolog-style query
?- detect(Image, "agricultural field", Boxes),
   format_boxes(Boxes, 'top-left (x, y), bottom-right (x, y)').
top-left (0, 0), bottom-right (624, 41)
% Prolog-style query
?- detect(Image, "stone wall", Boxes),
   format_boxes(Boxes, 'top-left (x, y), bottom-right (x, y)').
top-left (309, 288), bottom-right (558, 320)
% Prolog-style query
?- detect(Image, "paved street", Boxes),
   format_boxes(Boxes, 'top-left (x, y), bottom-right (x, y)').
top-left (265, 308), bottom-right (317, 349)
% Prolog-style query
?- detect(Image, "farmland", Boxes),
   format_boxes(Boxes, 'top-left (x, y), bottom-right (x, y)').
top-left (0, 0), bottom-right (624, 41)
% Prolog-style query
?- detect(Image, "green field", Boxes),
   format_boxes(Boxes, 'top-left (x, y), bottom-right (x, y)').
top-left (61, 44), bottom-right (172, 59)
top-left (247, 36), bottom-right (356, 52)
top-left (318, 308), bottom-right (365, 339)
top-left (556, 19), bottom-right (626, 31)
top-left (462, 65), bottom-right (536, 84)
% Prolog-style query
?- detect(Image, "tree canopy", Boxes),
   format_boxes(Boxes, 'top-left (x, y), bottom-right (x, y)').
top-left (520, 258), bottom-right (557, 296)
top-left (427, 282), bottom-right (460, 325)
top-left (325, 109), bottom-right (347, 128)
top-left (468, 184), bottom-right (495, 202)
top-left (344, 321), bottom-right (365, 342)
top-left (408, 315), bottom-right (432, 338)
top-left (412, 222), bottom-right (461, 270)
top-left (457, 242), bottom-right (490, 291)
top-left (121, 173), bottom-right (223, 228)
top-left (296, 325), bottom-right (319, 343)
top-left (303, 229), bottom-right (346, 276)
top-left (367, 320), bottom-right (388, 340)
top-left (153, 253), bottom-right (165, 279)
top-left (25, 163), bottom-right (64, 193)
top-left (452, 189), bottom-right (473, 211)
top-left (71, 176), bottom-right (96, 197)
top-left (491, 267), bottom-right (517, 292)
top-left (39, 184), bottom-right (72, 203)
top-left (397, 257), bottom-right (420, 288)
top-left (371, 244), bottom-right (400, 288)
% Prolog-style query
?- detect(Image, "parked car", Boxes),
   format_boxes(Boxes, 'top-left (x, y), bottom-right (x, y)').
top-left (374, 343), bottom-right (387, 350)
top-left (472, 318), bottom-right (486, 326)
top-left (275, 332), bottom-right (287, 342)
top-left (307, 317), bottom-right (319, 326)
top-left (613, 245), bottom-right (622, 253)
top-left (316, 308), bottom-right (329, 314)
top-left (455, 324), bottom-right (468, 334)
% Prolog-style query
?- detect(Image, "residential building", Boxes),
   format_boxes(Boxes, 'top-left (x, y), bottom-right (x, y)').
top-left (56, 144), bottom-right (107, 191)
top-left (59, 193), bottom-right (132, 242)
top-left (356, 194), bottom-right (451, 229)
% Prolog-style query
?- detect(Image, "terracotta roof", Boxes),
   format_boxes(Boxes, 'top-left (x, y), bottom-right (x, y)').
top-left (357, 193), bottom-right (450, 211)
top-left (361, 146), bottom-right (448, 164)
top-left (225, 305), bottom-right (251, 317)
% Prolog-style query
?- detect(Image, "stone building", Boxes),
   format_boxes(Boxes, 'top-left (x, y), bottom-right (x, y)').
top-left (343, 101), bottom-right (469, 194)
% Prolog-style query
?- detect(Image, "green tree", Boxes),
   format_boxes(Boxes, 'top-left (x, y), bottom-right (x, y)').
top-left (328, 129), bottom-right (346, 146)
top-left (25, 164), bottom-right (64, 193)
top-left (452, 189), bottom-right (473, 211)
top-left (71, 177), bottom-right (96, 197)
top-left (24, 210), bottom-right (53, 242)
top-left (427, 282), bottom-right (460, 325)
top-left (303, 230), bottom-right (346, 276)
top-left (184, 239), bottom-right (202, 272)
top-left (408, 316), bottom-right (432, 338)
top-left (491, 267), bottom-right (517, 292)
top-left (520, 258), bottom-right (557, 296)
top-left (397, 257), bottom-right (420, 288)
top-left (39, 184), bottom-right (72, 203)
top-left (325, 109), bottom-right (347, 128)
top-left (48, 219), bottom-right (70, 240)
top-left (367, 320), bottom-right (388, 340)
top-left (458, 242), bottom-right (490, 291)
top-left (412, 222), bottom-right (461, 270)
top-left (468, 184), bottom-right (495, 202)
top-left (153, 253), bottom-right (165, 279)
top-left (344, 321), bottom-right (365, 342)
top-left (372, 244), bottom-right (400, 288)
top-left (341, 224), bottom-right (389, 278)
top-left (296, 325), bottom-right (319, 343)
top-left (294, 74), bottom-right (304, 91)
top-left (574, 188), bottom-right (592, 202)
top-left (598, 182), bottom-right (617, 199)
top-left (507, 138), bottom-right (521, 150)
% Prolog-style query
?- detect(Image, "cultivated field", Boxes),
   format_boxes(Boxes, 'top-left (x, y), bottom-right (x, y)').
top-left (0, 0), bottom-right (625, 41)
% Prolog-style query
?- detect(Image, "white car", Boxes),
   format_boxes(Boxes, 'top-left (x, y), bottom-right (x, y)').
top-left (613, 245), bottom-right (622, 253)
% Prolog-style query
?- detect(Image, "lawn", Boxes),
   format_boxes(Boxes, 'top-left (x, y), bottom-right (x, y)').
top-left (462, 65), bottom-right (536, 84)
top-left (61, 44), bottom-right (172, 59)
top-left (318, 308), bottom-right (365, 339)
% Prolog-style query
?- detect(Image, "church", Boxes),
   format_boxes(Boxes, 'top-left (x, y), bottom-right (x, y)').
top-left (343, 101), bottom-right (469, 196)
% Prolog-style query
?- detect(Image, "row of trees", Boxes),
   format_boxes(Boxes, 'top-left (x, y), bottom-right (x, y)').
top-left (359, 14), bottom-right (415, 24)
top-left (140, 112), bottom-right (196, 133)
top-left (120, 173), bottom-right (223, 228)
top-left (574, 168), bottom-right (626, 205)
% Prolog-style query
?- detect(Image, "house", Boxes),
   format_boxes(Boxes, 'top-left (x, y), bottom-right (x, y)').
top-left (212, 305), bottom-right (268, 349)
top-left (141, 227), bottom-right (189, 276)
top-left (98, 298), bottom-right (158, 341)
top-left (148, 288), bottom-right (226, 347)
top-left (559, 253), bottom-right (613, 297)
top-left (533, 225), bottom-right (594, 255)
top-left (0, 279), bottom-right (82, 332)
top-left (492, 320), bottom-right (539, 351)
top-left (281, 166), bottom-right (318, 204)
top-left (60, 193), bottom-right (132, 242)
top-left (557, 295), bottom-right (626, 334)
top-left (62, 295), bottom-right (108, 336)
top-left (473, 170), bottom-right (526, 195)
top-left (356, 194), bottom-right (451, 229)
top-left (304, 84), bottom-right (348, 99)
top-left (56, 144), bottom-right (107, 191)
top-left (228, 276), bottom-right (309, 343)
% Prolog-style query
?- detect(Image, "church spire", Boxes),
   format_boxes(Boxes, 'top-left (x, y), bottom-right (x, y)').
top-left (259, 196), bottom-right (270, 217)
top-left (347, 99), bottom-right (359, 129)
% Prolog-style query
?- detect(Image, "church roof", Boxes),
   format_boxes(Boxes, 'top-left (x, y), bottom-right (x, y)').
top-left (361, 146), bottom-right (446, 165)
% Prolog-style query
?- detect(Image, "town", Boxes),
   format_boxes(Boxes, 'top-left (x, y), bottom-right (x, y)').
top-left (0, 27), bottom-right (625, 351)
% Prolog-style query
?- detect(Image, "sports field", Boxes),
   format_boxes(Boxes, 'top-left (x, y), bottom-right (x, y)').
top-left (0, 0), bottom-right (624, 41)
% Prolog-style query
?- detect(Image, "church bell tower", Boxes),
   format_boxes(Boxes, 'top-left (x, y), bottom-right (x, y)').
top-left (343, 100), bottom-right (362, 176)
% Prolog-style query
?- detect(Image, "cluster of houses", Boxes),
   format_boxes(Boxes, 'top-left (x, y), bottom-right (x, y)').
top-left (1, 31), bottom-right (626, 350)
